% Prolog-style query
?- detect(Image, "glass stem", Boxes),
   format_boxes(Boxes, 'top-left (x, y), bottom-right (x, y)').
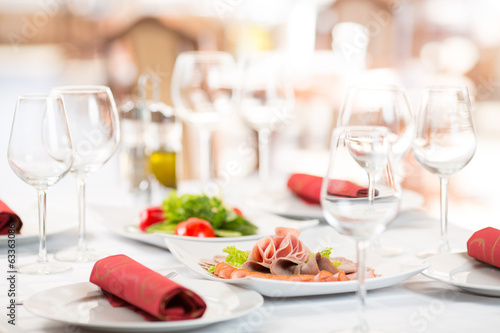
top-left (36, 190), bottom-right (48, 264)
top-left (439, 176), bottom-right (450, 253)
top-left (367, 171), bottom-right (376, 204)
top-left (76, 175), bottom-right (88, 252)
top-left (258, 128), bottom-right (271, 182)
top-left (199, 129), bottom-right (211, 183)
top-left (356, 239), bottom-right (370, 333)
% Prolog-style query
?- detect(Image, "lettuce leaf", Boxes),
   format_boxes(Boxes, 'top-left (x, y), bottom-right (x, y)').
top-left (223, 245), bottom-right (249, 268)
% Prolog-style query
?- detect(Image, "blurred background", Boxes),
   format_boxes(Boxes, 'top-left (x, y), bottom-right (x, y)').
top-left (2, 0), bottom-right (500, 230)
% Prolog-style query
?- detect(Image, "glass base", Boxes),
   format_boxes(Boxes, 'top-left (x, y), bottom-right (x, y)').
top-left (18, 261), bottom-right (72, 275)
top-left (55, 248), bottom-right (106, 263)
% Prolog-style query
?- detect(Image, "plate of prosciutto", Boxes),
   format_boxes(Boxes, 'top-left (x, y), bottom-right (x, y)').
top-left (164, 226), bottom-right (428, 297)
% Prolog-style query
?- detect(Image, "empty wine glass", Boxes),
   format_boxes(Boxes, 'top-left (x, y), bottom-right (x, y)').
top-left (52, 85), bottom-right (120, 263)
top-left (8, 93), bottom-right (73, 274)
top-left (236, 51), bottom-right (295, 181)
top-left (412, 85), bottom-right (476, 257)
top-left (171, 51), bottom-right (235, 183)
top-left (338, 84), bottom-right (414, 257)
top-left (321, 126), bottom-right (400, 332)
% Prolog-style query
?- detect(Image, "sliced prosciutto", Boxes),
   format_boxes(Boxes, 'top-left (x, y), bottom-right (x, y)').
top-left (247, 227), bottom-right (311, 264)
top-left (270, 252), bottom-right (339, 276)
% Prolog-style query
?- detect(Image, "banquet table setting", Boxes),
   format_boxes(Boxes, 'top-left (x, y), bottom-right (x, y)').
top-left (2, 5), bottom-right (500, 330)
top-left (1, 170), bottom-right (500, 333)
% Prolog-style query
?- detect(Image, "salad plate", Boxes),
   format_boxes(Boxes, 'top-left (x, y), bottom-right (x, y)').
top-left (164, 226), bottom-right (428, 297)
top-left (0, 204), bottom-right (75, 246)
top-left (422, 252), bottom-right (500, 297)
top-left (245, 188), bottom-right (425, 220)
top-left (89, 204), bottom-right (319, 248)
top-left (24, 276), bottom-right (263, 332)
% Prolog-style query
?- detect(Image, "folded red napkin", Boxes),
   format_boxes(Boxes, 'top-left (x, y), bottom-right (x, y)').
top-left (287, 173), bottom-right (371, 204)
top-left (0, 200), bottom-right (23, 235)
top-left (90, 254), bottom-right (206, 321)
top-left (467, 227), bottom-right (500, 268)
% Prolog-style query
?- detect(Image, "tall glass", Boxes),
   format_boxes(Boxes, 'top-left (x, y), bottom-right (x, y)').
top-left (338, 84), bottom-right (414, 257)
top-left (52, 85), bottom-right (120, 263)
top-left (8, 93), bottom-right (73, 274)
top-left (412, 86), bottom-right (476, 257)
top-left (171, 51), bottom-right (235, 183)
top-left (321, 126), bottom-right (400, 332)
top-left (236, 51), bottom-right (295, 181)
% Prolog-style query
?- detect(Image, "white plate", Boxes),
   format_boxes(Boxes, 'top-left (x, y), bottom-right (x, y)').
top-left (89, 204), bottom-right (319, 248)
top-left (24, 276), bottom-right (263, 332)
top-left (422, 252), bottom-right (500, 297)
top-left (246, 189), bottom-right (425, 220)
top-left (0, 205), bottom-right (75, 246)
top-left (164, 226), bottom-right (428, 297)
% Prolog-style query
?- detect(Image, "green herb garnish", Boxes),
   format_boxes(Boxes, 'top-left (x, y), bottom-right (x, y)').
top-left (309, 247), bottom-right (333, 260)
top-left (223, 245), bottom-right (249, 268)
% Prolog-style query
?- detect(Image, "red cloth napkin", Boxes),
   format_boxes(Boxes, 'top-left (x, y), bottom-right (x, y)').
top-left (287, 173), bottom-right (371, 204)
top-left (0, 200), bottom-right (23, 235)
top-left (467, 227), bottom-right (500, 268)
top-left (90, 254), bottom-right (207, 321)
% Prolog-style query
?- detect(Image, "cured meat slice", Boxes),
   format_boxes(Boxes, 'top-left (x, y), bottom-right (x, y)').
top-left (241, 261), bottom-right (271, 274)
top-left (269, 253), bottom-right (339, 276)
top-left (247, 227), bottom-right (311, 264)
top-left (331, 256), bottom-right (358, 274)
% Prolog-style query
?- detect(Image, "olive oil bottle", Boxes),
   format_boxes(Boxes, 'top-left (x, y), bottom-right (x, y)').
top-left (150, 150), bottom-right (177, 189)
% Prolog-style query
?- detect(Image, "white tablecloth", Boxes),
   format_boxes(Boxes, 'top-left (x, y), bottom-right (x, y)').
top-left (1, 175), bottom-right (499, 333)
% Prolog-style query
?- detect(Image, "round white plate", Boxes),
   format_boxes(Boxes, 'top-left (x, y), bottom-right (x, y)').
top-left (24, 276), bottom-right (263, 332)
top-left (422, 252), bottom-right (500, 297)
top-left (164, 226), bottom-right (428, 297)
top-left (245, 188), bottom-right (424, 220)
top-left (89, 204), bottom-right (319, 248)
top-left (0, 205), bottom-right (75, 246)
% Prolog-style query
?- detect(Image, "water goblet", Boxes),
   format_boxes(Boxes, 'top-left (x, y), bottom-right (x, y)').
top-left (338, 84), bottom-right (414, 257)
top-left (52, 85), bottom-right (120, 263)
top-left (8, 93), bottom-right (73, 274)
top-left (171, 51), bottom-right (235, 184)
top-left (412, 85), bottom-right (476, 257)
top-left (236, 51), bottom-right (295, 182)
top-left (321, 126), bottom-right (400, 332)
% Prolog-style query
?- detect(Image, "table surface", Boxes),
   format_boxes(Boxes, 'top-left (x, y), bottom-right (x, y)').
top-left (0, 175), bottom-right (499, 333)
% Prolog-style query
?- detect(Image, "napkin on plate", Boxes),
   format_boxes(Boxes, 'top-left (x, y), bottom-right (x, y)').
top-left (0, 200), bottom-right (23, 235)
top-left (467, 227), bottom-right (500, 268)
top-left (287, 173), bottom-right (371, 204)
top-left (90, 254), bottom-right (207, 321)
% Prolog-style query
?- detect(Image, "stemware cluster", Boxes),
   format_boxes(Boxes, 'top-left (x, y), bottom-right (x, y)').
top-left (8, 86), bottom-right (120, 274)
top-left (322, 84), bottom-right (476, 332)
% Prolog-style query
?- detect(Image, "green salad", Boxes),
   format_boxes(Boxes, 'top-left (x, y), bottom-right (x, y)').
top-left (145, 191), bottom-right (258, 237)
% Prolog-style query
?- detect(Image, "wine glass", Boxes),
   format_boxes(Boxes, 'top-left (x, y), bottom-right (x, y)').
top-left (338, 84), bottom-right (414, 256)
top-left (236, 51), bottom-right (295, 181)
top-left (321, 126), bottom-right (400, 332)
top-left (8, 93), bottom-right (73, 274)
top-left (412, 85), bottom-right (476, 257)
top-left (51, 85), bottom-right (120, 263)
top-left (171, 51), bottom-right (235, 183)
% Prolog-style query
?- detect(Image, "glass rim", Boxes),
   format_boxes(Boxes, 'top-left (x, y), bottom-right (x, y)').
top-left (17, 93), bottom-right (63, 100)
top-left (347, 83), bottom-right (407, 92)
top-left (51, 85), bottom-right (111, 94)
top-left (421, 85), bottom-right (469, 92)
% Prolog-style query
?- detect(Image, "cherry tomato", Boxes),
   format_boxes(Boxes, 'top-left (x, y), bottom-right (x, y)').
top-left (174, 218), bottom-right (216, 237)
top-left (233, 207), bottom-right (243, 217)
top-left (139, 206), bottom-right (165, 231)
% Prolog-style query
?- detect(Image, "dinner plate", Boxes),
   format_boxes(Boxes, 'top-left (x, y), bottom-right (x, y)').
top-left (245, 188), bottom-right (425, 220)
top-left (24, 276), bottom-right (264, 332)
top-left (164, 226), bottom-right (428, 297)
top-left (422, 252), bottom-right (500, 297)
top-left (89, 204), bottom-right (319, 248)
top-left (0, 205), bottom-right (75, 246)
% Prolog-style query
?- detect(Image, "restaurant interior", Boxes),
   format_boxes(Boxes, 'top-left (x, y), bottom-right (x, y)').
top-left (1, 1), bottom-right (500, 332)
